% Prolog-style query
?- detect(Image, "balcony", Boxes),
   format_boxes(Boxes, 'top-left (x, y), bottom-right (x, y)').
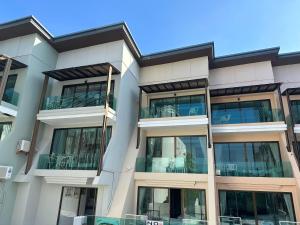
top-left (215, 161), bottom-right (293, 177)
top-left (138, 79), bottom-right (208, 129)
top-left (212, 101), bottom-right (286, 133)
top-left (37, 92), bottom-right (116, 126)
top-left (37, 153), bottom-right (99, 170)
top-left (136, 157), bottom-right (208, 174)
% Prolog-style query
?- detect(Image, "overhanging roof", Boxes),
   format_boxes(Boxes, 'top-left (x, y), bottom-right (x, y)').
top-left (0, 55), bottom-right (27, 71)
top-left (140, 78), bottom-right (208, 93)
top-left (140, 43), bottom-right (214, 67)
top-left (43, 63), bottom-right (120, 81)
top-left (282, 88), bottom-right (300, 96)
top-left (210, 83), bottom-right (280, 97)
top-left (2, 16), bottom-right (300, 68)
top-left (210, 48), bottom-right (280, 69)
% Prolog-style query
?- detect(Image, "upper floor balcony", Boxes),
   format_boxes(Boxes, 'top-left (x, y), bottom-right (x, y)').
top-left (37, 63), bottom-right (120, 127)
top-left (214, 141), bottom-right (293, 178)
top-left (0, 55), bottom-right (26, 117)
top-left (36, 126), bottom-right (112, 172)
top-left (211, 83), bottom-right (287, 134)
top-left (136, 135), bottom-right (208, 174)
top-left (138, 78), bottom-right (208, 129)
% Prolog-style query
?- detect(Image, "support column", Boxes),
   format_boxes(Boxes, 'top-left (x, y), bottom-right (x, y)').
top-left (0, 57), bottom-right (12, 101)
top-left (206, 86), bottom-right (218, 225)
top-left (98, 65), bottom-right (113, 175)
top-left (25, 76), bottom-right (49, 174)
top-left (277, 85), bottom-right (291, 152)
top-left (136, 88), bottom-right (142, 148)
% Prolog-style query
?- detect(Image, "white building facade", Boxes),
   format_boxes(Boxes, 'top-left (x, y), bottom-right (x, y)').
top-left (0, 16), bottom-right (300, 225)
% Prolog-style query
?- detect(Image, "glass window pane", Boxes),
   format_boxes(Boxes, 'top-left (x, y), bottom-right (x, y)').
top-left (177, 96), bottom-right (190, 116)
top-left (190, 95), bottom-right (206, 115)
top-left (153, 188), bottom-right (169, 219)
top-left (138, 187), bottom-right (153, 216)
top-left (183, 189), bottom-right (206, 220)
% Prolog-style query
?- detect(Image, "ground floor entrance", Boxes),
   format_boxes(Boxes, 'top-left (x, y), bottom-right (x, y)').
top-left (219, 190), bottom-right (296, 225)
top-left (137, 187), bottom-right (207, 221)
top-left (57, 187), bottom-right (98, 225)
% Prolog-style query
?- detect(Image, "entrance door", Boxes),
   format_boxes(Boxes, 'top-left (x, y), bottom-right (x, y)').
top-left (57, 187), bottom-right (97, 225)
top-left (170, 189), bottom-right (182, 219)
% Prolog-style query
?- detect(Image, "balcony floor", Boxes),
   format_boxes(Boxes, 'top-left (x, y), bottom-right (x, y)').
top-left (37, 106), bottom-right (116, 127)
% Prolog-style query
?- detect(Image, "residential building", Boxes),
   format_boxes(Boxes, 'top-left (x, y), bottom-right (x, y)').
top-left (0, 16), bottom-right (300, 225)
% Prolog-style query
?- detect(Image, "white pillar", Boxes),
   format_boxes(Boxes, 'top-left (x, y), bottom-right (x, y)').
top-left (207, 147), bottom-right (218, 225)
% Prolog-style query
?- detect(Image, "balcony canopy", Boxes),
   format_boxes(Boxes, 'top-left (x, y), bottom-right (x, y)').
top-left (0, 55), bottom-right (27, 71)
top-left (282, 88), bottom-right (300, 96)
top-left (43, 62), bottom-right (120, 81)
top-left (140, 78), bottom-right (208, 93)
top-left (210, 83), bottom-right (281, 97)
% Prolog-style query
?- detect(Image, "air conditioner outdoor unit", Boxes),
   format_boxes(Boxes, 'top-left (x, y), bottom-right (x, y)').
top-left (16, 140), bottom-right (31, 153)
top-left (0, 166), bottom-right (13, 180)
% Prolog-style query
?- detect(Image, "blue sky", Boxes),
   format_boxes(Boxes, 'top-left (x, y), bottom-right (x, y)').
top-left (1, 0), bottom-right (300, 56)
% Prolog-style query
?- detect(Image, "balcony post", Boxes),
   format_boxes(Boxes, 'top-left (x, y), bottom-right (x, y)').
top-left (98, 65), bottom-right (113, 175)
top-left (205, 83), bottom-right (212, 148)
top-left (0, 57), bottom-right (12, 102)
top-left (277, 85), bottom-right (291, 152)
top-left (286, 90), bottom-right (300, 162)
top-left (136, 88), bottom-right (142, 148)
top-left (25, 75), bottom-right (49, 174)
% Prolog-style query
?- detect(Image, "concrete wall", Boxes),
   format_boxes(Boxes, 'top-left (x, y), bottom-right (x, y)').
top-left (273, 64), bottom-right (300, 91)
top-left (209, 61), bottom-right (275, 89)
top-left (0, 34), bottom-right (57, 225)
top-left (139, 57), bottom-right (208, 85)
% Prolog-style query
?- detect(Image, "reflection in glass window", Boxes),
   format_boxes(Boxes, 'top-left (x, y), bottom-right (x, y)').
top-left (291, 100), bottom-right (300, 124)
top-left (219, 190), bottom-right (295, 225)
top-left (149, 94), bottom-right (206, 118)
top-left (137, 187), bottom-right (206, 220)
top-left (146, 136), bottom-right (207, 173)
top-left (212, 100), bottom-right (273, 124)
top-left (0, 122), bottom-right (12, 140)
top-left (214, 142), bottom-right (285, 177)
top-left (57, 187), bottom-right (97, 225)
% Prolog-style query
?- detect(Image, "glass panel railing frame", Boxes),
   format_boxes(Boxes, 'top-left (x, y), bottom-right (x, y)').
top-left (215, 161), bottom-right (293, 178)
top-left (136, 157), bottom-right (208, 174)
top-left (42, 91), bottom-right (116, 110)
top-left (37, 153), bottom-right (99, 170)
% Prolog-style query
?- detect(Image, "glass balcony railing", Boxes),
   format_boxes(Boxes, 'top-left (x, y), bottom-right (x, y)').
top-left (141, 103), bottom-right (206, 119)
top-left (212, 108), bottom-right (284, 125)
top-left (2, 90), bottom-right (19, 106)
top-left (37, 153), bottom-right (99, 170)
top-left (215, 161), bottom-right (293, 177)
top-left (75, 216), bottom-right (208, 225)
top-left (136, 157), bottom-right (208, 174)
top-left (42, 91), bottom-right (116, 110)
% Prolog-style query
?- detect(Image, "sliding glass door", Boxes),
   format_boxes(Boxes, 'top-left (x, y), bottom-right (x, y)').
top-left (146, 136), bottom-right (207, 173)
top-left (57, 187), bottom-right (97, 225)
top-left (214, 142), bottom-right (291, 177)
top-left (212, 100), bottom-right (275, 124)
top-left (137, 187), bottom-right (206, 220)
top-left (219, 190), bottom-right (296, 225)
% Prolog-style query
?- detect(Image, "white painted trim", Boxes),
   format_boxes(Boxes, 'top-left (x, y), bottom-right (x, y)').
top-left (294, 124), bottom-right (300, 133)
top-left (138, 116), bottom-right (208, 128)
top-left (0, 104), bottom-right (17, 117)
top-left (37, 106), bottom-right (116, 126)
top-left (212, 122), bottom-right (287, 133)
top-left (34, 169), bottom-right (97, 185)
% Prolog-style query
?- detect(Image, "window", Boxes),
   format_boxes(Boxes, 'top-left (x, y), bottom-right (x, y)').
top-left (0, 74), bottom-right (17, 103)
top-left (51, 127), bottom-right (112, 155)
top-left (219, 191), bottom-right (296, 225)
top-left (57, 187), bottom-right (97, 225)
top-left (61, 81), bottom-right (115, 108)
top-left (137, 187), bottom-right (206, 220)
top-left (0, 122), bottom-right (12, 140)
top-left (148, 94), bottom-right (206, 118)
top-left (212, 100), bottom-right (273, 124)
top-left (214, 142), bottom-right (287, 177)
top-left (146, 136), bottom-right (207, 173)
top-left (291, 100), bottom-right (300, 124)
